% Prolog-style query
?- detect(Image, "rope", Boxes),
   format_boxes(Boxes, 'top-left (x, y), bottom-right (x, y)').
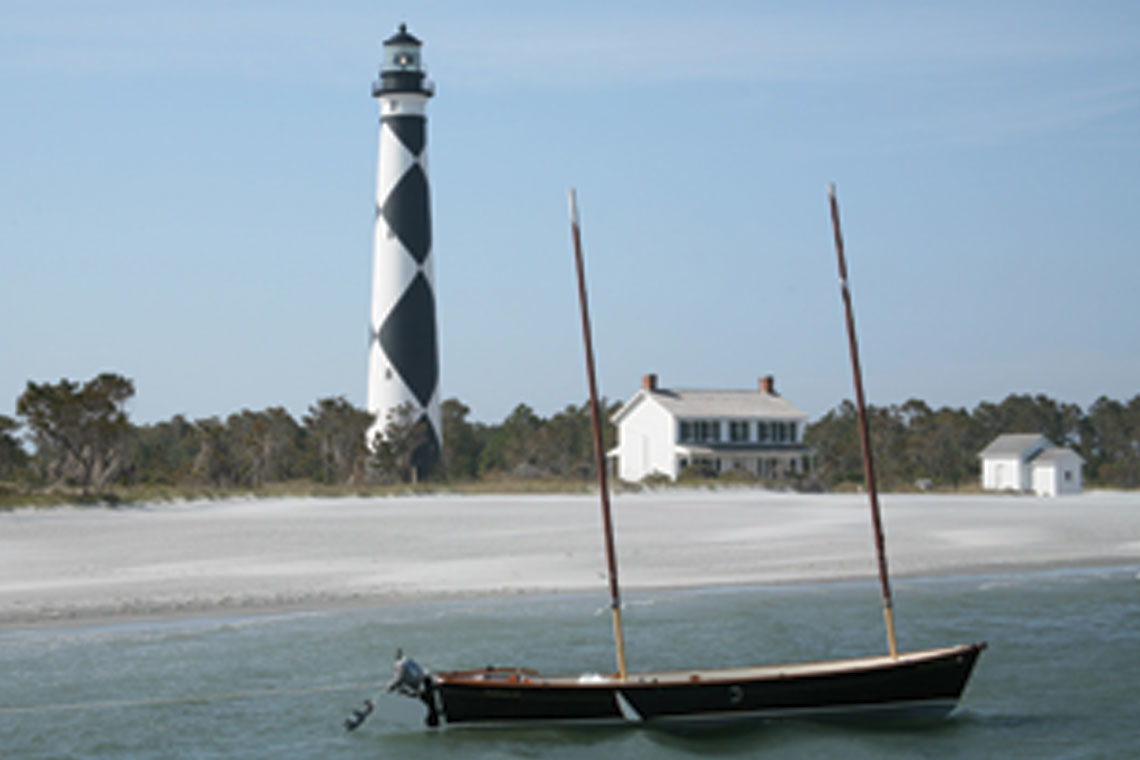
top-left (0, 680), bottom-right (377, 715)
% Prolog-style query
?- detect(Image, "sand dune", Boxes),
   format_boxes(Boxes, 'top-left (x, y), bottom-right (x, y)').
top-left (2, 490), bottom-right (1137, 626)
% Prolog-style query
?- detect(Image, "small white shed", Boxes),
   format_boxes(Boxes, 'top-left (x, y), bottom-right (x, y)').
top-left (978, 433), bottom-right (1084, 496)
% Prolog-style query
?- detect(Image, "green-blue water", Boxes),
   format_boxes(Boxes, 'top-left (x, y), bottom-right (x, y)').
top-left (3, 566), bottom-right (1138, 758)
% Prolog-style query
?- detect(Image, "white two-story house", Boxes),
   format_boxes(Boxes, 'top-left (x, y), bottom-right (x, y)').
top-left (610, 374), bottom-right (811, 482)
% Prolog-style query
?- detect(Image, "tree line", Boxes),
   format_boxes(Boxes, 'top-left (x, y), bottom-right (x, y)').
top-left (805, 393), bottom-right (1140, 490)
top-left (1, 372), bottom-right (1138, 498)
top-left (0, 372), bottom-right (616, 497)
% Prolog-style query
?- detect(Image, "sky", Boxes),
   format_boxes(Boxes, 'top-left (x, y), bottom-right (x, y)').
top-left (2, 1), bottom-right (1138, 426)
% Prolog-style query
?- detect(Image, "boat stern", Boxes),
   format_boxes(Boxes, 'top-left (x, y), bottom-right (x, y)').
top-left (386, 650), bottom-right (442, 727)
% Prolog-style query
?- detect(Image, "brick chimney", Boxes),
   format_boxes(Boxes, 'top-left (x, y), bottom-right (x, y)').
top-left (759, 375), bottom-right (776, 394)
top-left (642, 373), bottom-right (658, 392)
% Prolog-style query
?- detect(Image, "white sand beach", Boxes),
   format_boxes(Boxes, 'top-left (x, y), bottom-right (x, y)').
top-left (1, 490), bottom-right (1138, 627)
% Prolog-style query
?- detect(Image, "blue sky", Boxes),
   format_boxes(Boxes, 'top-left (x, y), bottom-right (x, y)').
top-left (2, 1), bottom-right (1138, 425)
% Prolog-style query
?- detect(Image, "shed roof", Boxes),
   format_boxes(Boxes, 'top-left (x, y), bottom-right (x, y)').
top-left (978, 433), bottom-right (1047, 458)
top-left (1030, 447), bottom-right (1085, 464)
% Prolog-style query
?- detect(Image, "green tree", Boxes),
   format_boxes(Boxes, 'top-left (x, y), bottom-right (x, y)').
top-left (0, 415), bottom-right (29, 481)
top-left (538, 400), bottom-right (618, 479)
top-left (225, 407), bottom-right (304, 487)
top-left (16, 373), bottom-right (136, 494)
top-left (543, 403), bottom-right (594, 478)
top-left (867, 404), bottom-right (909, 488)
top-left (907, 404), bottom-right (984, 487)
top-left (439, 398), bottom-right (482, 481)
top-left (1084, 394), bottom-right (1140, 486)
top-left (191, 417), bottom-right (238, 487)
top-left (478, 403), bottom-right (543, 477)
top-left (804, 400), bottom-right (863, 486)
top-left (972, 394), bottom-right (1082, 448)
top-left (126, 414), bottom-right (199, 485)
top-left (303, 396), bottom-right (373, 485)
top-left (370, 402), bottom-right (434, 484)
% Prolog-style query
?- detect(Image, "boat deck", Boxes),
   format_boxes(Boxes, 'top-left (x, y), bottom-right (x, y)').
top-left (435, 643), bottom-right (983, 688)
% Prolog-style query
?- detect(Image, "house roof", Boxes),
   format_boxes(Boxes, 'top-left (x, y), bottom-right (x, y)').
top-left (978, 433), bottom-right (1047, 458)
top-left (614, 388), bottom-right (807, 423)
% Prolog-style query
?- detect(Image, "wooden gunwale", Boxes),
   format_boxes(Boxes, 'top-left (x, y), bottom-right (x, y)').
top-left (433, 643), bottom-right (985, 689)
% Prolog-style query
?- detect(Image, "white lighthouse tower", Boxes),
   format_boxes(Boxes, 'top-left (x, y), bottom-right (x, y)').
top-left (367, 24), bottom-right (440, 475)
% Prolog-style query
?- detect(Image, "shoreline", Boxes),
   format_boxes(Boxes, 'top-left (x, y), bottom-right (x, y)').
top-left (5, 558), bottom-right (1138, 634)
top-left (3, 490), bottom-right (1138, 630)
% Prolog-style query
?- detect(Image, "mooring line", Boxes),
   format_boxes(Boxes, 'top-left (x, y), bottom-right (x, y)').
top-left (0, 681), bottom-right (376, 715)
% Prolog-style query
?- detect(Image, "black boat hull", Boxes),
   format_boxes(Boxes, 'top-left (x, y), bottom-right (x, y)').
top-left (427, 643), bottom-right (985, 727)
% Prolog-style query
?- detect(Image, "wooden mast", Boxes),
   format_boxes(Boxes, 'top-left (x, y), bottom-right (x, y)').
top-left (827, 182), bottom-right (900, 659)
top-left (567, 189), bottom-right (629, 679)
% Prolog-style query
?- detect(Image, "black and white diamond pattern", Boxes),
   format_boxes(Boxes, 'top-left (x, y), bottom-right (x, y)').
top-left (380, 162), bottom-right (431, 265)
top-left (368, 108), bottom-right (440, 467)
top-left (378, 271), bottom-right (437, 408)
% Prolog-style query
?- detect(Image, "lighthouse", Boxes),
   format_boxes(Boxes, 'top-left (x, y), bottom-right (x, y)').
top-left (367, 24), bottom-right (440, 475)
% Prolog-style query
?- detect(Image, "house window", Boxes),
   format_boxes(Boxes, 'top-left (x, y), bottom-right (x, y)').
top-left (679, 419), bottom-right (720, 443)
top-left (788, 422), bottom-right (797, 443)
top-left (1064, 470), bottom-right (1072, 482)
top-left (773, 422), bottom-right (787, 443)
top-left (729, 421), bottom-right (750, 442)
top-left (757, 422), bottom-right (769, 442)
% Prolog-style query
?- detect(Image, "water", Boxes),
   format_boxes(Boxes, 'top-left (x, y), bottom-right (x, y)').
top-left (3, 566), bottom-right (1138, 759)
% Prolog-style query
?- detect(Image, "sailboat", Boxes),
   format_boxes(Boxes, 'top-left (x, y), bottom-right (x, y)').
top-left (379, 186), bottom-right (985, 729)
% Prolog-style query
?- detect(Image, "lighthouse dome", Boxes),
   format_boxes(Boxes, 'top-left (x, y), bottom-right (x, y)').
top-left (374, 23), bottom-right (433, 97)
top-left (384, 23), bottom-right (421, 47)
